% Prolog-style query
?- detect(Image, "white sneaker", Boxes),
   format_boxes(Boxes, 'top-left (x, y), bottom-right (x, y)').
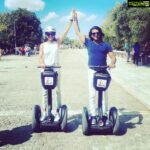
top-left (105, 119), bottom-right (110, 126)
top-left (54, 112), bottom-right (60, 122)
top-left (91, 116), bottom-right (97, 125)
top-left (40, 113), bottom-right (47, 121)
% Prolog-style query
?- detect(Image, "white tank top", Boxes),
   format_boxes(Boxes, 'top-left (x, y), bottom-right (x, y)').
top-left (43, 41), bottom-right (59, 66)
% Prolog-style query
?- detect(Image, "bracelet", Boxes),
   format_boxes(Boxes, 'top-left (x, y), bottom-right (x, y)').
top-left (73, 19), bottom-right (78, 21)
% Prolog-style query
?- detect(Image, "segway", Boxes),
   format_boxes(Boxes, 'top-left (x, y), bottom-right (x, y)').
top-left (32, 66), bottom-right (68, 132)
top-left (82, 66), bottom-right (119, 135)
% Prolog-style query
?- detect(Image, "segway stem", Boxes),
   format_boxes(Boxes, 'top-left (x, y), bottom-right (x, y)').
top-left (48, 89), bottom-right (52, 107)
top-left (98, 91), bottom-right (102, 109)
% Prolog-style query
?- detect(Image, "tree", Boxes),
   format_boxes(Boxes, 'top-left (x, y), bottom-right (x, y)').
top-left (0, 13), bottom-right (11, 49)
top-left (10, 8), bottom-right (42, 48)
top-left (63, 37), bottom-right (71, 46)
top-left (0, 8), bottom-right (42, 51)
top-left (62, 37), bottom-right (82, 49)
top-left (102, 2), bottom-right (150, 50)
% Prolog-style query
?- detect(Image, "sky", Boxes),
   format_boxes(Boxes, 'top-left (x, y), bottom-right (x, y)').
top-left (0, 0), bottom-right (125, 39)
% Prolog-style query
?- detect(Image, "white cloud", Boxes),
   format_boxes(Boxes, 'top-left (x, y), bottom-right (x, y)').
top-left (76, 11), bottom-right (86, 19)
top-left (85, 14), bottom-right (97, 22)
top-left (41, 12), bottom-right (59, 22)
top-left (60, 15), bottom-right (71, 22)
top-left (60, 12), bottom-right (72, 22)
top-left (5, 0), bottom-right (45, 11)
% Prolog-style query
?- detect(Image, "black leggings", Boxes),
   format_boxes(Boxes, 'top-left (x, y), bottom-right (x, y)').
top-left (133, 53), bottom-right (140, 65)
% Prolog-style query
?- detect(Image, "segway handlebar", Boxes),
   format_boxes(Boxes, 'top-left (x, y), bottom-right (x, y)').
top-left (89, 65), bottom-right (109, 71)
top-left (38, 66), bottom-right (61, 69)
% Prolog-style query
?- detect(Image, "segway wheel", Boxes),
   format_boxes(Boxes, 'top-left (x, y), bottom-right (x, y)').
top-left (32, 105), bottom-right (41, 132)
top-left (82, 107), bottom-right (90, 135)
top-left (60, 105), bottom-right (68, 132)
top-left (109, 107), bottom-right (120, 135)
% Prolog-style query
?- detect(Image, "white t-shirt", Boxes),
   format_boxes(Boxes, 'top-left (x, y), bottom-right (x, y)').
top-left (43, 41), bottom-right (59, 66)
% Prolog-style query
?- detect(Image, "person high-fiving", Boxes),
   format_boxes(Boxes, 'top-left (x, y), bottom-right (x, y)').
top-left (72, 9), bottom-right (116, 124)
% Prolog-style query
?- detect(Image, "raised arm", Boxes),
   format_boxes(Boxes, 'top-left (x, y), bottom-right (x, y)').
top-left (72, 10), bottom-right (85, 44)
top-left (58, 19), bottom-right (73, 46)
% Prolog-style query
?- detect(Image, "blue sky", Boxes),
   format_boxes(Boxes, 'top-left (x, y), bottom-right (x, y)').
top-left (0, 0), bottom-right (125, 39)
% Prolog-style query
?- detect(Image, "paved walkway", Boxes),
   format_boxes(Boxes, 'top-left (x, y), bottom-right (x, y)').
top-left (0, 50), bottom-right (150, 150)
top-left (111, 57), bottom-right (150, 110)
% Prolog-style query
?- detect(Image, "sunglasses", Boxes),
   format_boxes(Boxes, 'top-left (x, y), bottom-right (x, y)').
top-left (91, 32), bottom-right (100, 36)
top-left (45, 32), bottom-right (56, 36)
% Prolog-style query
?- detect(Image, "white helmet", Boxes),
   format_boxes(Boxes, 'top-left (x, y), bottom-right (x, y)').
top-left (45, 26), bottom-right (56, 33)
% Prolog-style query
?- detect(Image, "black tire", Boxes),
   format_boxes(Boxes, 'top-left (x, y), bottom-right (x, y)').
top-left (60, 105), bottom-right (68, 132)
top-left (109, 107), bottom-right (120, 135)
top-left (32, 105), bottom-right (41, 132)
top-left (82, 107), bottom-right (90, 135)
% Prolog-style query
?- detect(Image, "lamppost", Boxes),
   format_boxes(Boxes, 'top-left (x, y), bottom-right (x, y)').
top-left (14, 20), bottom-right (16, 49)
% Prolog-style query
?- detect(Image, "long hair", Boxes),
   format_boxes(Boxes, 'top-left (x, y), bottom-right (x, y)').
top-left (89, 26), bottom-right (104, 41)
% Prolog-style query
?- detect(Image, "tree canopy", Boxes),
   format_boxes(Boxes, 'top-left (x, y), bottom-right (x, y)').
top-left (102, 2), bottom-right (150, 50)
top-left (0, 8), bottom-right (42, 50)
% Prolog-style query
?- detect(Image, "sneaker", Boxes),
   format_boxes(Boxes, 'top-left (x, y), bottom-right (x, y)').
top-left (91, 116), bottom-right (97, 125)
top-left (54, 112), bottom-right (60, 122)
top-left (40, 113), bottom-right (47, 121)
top-left (105, 119), bottom-right (110, 126)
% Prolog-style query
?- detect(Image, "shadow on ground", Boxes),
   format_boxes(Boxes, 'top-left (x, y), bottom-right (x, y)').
top-left (36, 114), bottom-right (82, 133)
top-left (118, 108), bottom-right (143, 135)
top-left (0, 124), bottom-right (32, 147)
top-left (66, 114), bottom-right (82, 133)
top-left (66, 108), bottom-right (144, 136)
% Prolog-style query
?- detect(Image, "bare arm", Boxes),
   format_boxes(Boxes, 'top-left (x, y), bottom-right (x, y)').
top-left (58, 20), bottom-right (73, 46)
top-left (39, 43), bottom-right (45, 69)
top-left (72, 10), bottom-right (85, 44)
top-left (107, 51), bottom-right (116, 68)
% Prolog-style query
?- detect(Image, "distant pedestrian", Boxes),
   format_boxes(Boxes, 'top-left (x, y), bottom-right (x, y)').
top-left (133, 42), bottom-right (140, 66)
top-left (21, 46), bottom-right (25, 55)
top-left (25, 45), bottom-right (32, 56)
top-left (141, 41), bottom-right (150, 65)
top-left (124, 39), bottom-right (130, 62)
top-left (15, 47), bottom-right (21, 55)
top-left (0, 48), bottom-right (2, 60)
top-left (34, 45), bottom-right (38, 55)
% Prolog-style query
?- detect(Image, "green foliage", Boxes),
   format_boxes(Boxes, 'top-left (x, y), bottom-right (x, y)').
top-left (71, 39), bottom-right (82, 48)
top-left (62, 37), bottom-right (82, 48)
top-left (102, 2), bottom-right (150, 50)
top-left (63, 37), bottom-right (70, 45)
top-left (0, 8), bottom-right (42, 50)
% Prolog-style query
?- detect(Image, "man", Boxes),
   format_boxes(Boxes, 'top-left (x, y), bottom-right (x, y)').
top-left (72, 10), bottom-right (116, 124)
top-left (124, 39), bottom-right (130, 62)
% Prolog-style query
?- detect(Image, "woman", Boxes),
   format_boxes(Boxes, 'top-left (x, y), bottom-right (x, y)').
top-left (39, 20), bottom-right (73, 121)
top-left (72, 10), bottom-right (116, 124)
